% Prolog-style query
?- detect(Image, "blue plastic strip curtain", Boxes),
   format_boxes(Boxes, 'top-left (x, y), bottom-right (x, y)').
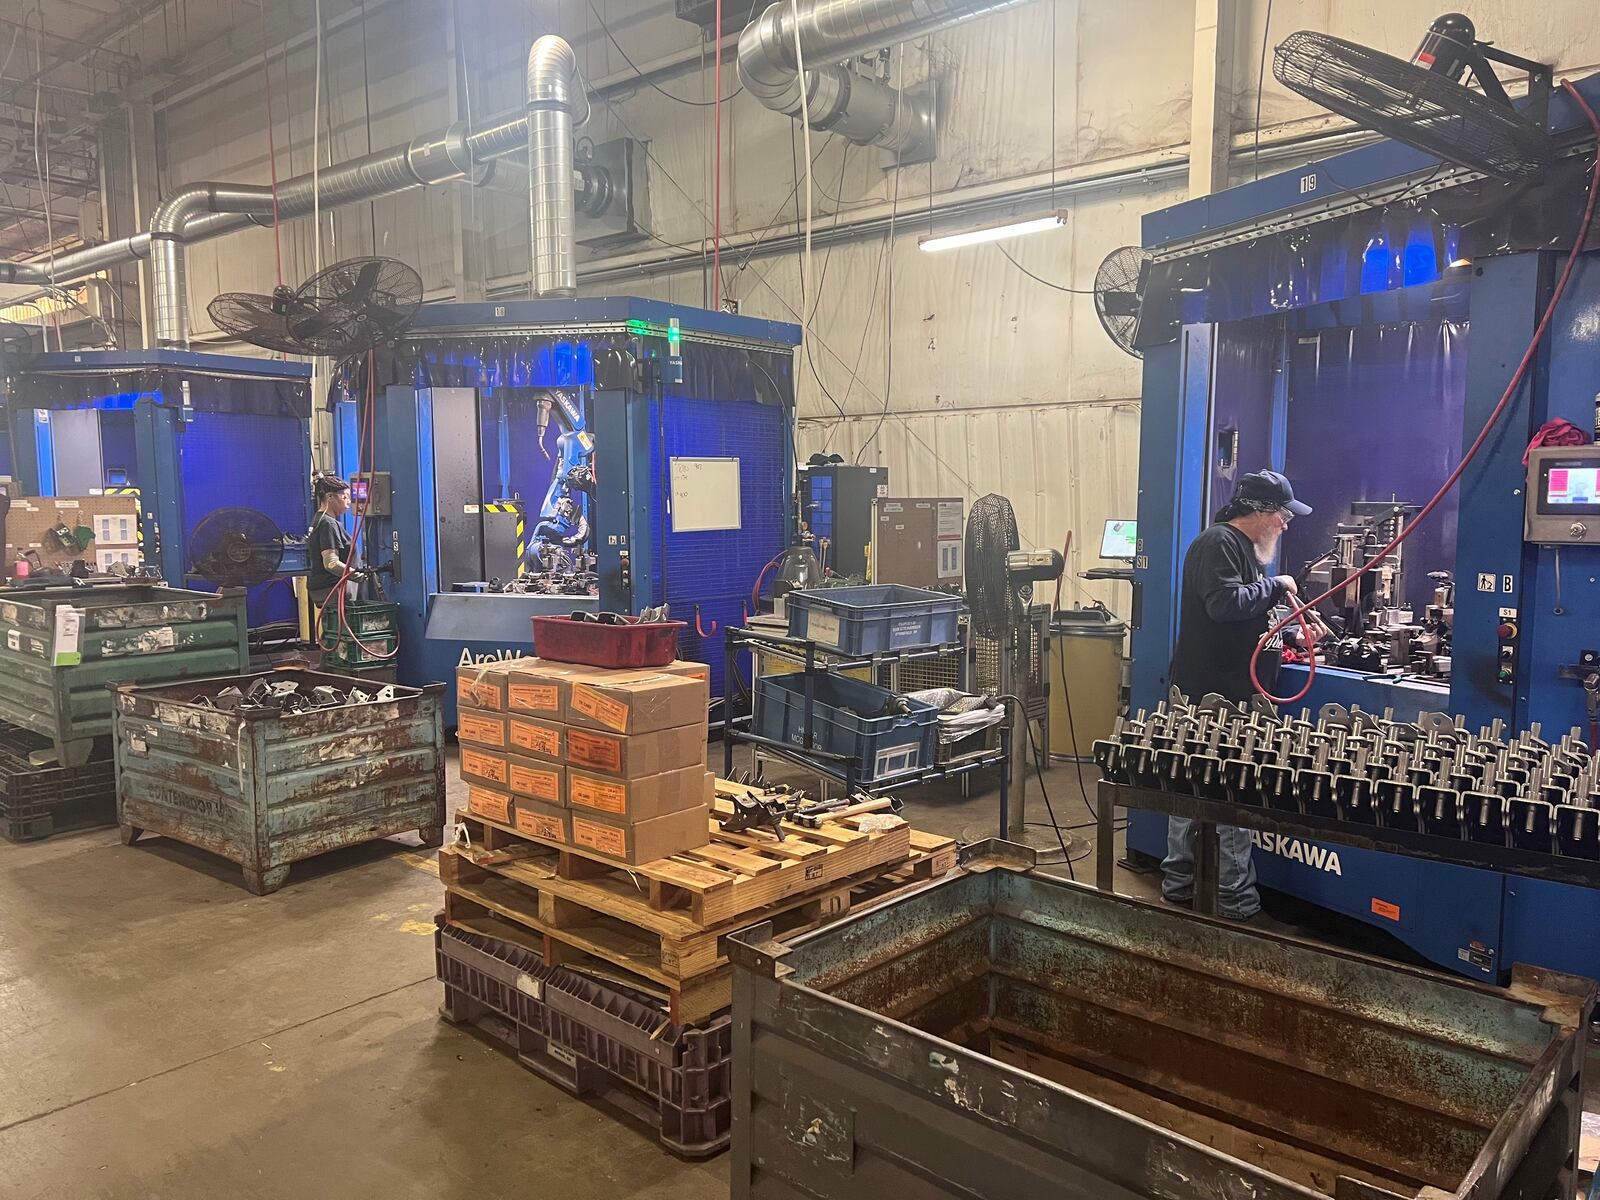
top-left (15, 370), bottom-right (309, 417)
top-left (1280, 319), bottom-right (1467, 613)
top-left (1140, 212), bottom-right (1463, 342)
top-left (1209, 317), bottom-right (1281, 510)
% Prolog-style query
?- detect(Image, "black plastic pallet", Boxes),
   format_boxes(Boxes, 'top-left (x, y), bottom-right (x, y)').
top-left (435, 917), bottom-right (732, 1158)
top-left (0, 722), bottom-right (116, 843)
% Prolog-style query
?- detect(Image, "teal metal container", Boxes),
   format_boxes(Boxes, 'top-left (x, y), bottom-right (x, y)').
top-left (113, 668), bottom-right (445, 894)
top-left (0, 584), bottom-right (248, 766)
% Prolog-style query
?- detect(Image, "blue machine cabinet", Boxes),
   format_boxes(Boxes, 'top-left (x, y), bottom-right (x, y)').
top-left (4, 350), bottom-right (312, 630)
top-left (1127, 74), bottom-right (1600, 983)
top-left (333, 298), bottom-right (801, 720)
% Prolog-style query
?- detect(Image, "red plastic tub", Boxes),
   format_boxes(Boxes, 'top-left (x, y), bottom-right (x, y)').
top-left (532, 615), bottom-right (686, 669)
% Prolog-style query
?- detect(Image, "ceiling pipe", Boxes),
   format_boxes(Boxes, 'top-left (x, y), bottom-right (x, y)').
top-left (737, 0), bottom-right (1032, 160)
top-left (527, 35), bottom-right (579, 299)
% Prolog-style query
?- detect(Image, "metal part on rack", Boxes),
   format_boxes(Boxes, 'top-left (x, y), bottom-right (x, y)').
top-left (1095, 692), bottom-right (1600, 865)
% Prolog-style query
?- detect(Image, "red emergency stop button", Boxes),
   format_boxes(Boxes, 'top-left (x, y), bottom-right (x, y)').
top-left (1497, 623), bottom-right (1516, 639)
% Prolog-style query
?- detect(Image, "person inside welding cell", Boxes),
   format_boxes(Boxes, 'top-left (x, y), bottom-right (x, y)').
top-left (308, 474), bottom-right (363, 611)
top-left (1162, 470), bottom-right (1329, 919)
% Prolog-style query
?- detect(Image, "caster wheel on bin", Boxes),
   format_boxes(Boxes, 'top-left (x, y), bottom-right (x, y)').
top-left (417, 826), bottom-right (445, 848)
top-left (242, 865), bottom-right (291, 895)
top-left (119, 824), bottom-right (143, 846)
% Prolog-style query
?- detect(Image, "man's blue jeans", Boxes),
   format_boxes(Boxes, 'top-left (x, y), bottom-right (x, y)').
top-left (1162, 817), bottom-right (1260, 919)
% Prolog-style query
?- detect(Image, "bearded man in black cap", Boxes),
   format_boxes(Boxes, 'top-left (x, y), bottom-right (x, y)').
top-left (1162, 469), bottom-right (1328, 919)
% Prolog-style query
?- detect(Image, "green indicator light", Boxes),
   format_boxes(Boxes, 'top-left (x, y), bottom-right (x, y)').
top-left (668, 318), bottom-right (682, 354)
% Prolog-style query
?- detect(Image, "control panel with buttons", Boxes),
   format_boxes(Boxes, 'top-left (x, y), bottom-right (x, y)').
top-left (1525, 446), bottom-right (1600, 544)
top-left (1496, 607), bottom-right (1519, 684)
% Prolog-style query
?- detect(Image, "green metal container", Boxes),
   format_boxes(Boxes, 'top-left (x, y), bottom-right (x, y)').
top-left (113, 668), bottom-right (445, 894)
top-left (0, 583), bottom-right (248, 766)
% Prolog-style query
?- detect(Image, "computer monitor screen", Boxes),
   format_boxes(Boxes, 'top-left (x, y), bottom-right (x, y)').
top-left (1544, 465), bottom-right (1600, 509)
top-left (1100, 519), bottom-right (1137, 559)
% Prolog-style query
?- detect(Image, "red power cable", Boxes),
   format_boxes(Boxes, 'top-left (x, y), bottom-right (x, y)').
top-left (711, 0), bottom-right (724, 310)
top-left (1250, 79), bottom-right (1600, 705)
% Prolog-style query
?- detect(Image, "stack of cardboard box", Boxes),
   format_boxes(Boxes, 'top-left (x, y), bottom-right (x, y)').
top-left (454, 657), bottom-right (713, 864)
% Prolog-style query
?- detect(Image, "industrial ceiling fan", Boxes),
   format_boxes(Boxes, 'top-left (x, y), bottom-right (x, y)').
top-left (1093, 246), bottom-right (1151, 360)
top-left (189, 507), bottom-right (286, 588)
top-left (1273, 14), bottom-right (1555, 181)
top-left (208, 256), bottom-right (423, 358)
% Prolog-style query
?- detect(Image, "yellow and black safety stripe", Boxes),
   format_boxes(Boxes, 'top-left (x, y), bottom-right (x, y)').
top-left (102, 486), bottom-right (145, 552)
top-left (482, 502), bottom-right (529, 577)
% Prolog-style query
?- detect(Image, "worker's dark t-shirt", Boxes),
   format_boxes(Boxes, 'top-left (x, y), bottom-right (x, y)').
top-left (307, 511), bottom-right (352, 595)
top-left (1169, 522), bottom-right (1289, 703)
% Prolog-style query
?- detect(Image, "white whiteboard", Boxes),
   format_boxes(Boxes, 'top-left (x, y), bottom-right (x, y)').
top-left (670, 457), bottom-right (743, 533)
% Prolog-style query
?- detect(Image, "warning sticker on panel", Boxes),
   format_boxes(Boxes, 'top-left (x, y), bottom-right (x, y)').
top-left (1370, 898), bottom-right (1401, 922)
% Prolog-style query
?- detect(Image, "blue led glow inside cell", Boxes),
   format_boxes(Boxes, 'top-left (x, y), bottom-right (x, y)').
top-left (1360, 235), bottom-right (1391, 294)
top-left (1402, 226), bottom-right (1439, 286)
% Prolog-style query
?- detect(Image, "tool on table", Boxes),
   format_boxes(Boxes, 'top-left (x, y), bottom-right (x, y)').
top-left (791, 793), bottom-right (904, 828)
top-left (717, 790), bottom-right (798, 840)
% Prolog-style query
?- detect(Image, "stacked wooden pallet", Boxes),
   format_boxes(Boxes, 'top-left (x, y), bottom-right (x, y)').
top-left (440, 783), bottom-right (958, 1024)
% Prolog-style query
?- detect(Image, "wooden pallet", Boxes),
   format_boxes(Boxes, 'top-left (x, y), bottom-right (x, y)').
top-left (443, 815), bottom-right (957, 1025)
top-left (454, 799), bottom-right (916, 926)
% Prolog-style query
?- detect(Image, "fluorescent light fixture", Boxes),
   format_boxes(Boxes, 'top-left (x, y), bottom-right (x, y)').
top-left (918, 210), bottom-right (1068, 253)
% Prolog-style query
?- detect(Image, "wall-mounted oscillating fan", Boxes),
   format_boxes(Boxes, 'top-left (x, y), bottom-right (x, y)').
top-left (1273, 14), bottom-right (1554, 181)
top-left (189, 508), bottom-right (286, 588)
top-left (207, 256), bottom-right (423, 358)
top-left (1093, 246), bottom-right (1151, 360)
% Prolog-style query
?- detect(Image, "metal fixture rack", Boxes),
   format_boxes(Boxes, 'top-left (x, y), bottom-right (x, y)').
top-left (721, 626), bottom-right (1012, 819)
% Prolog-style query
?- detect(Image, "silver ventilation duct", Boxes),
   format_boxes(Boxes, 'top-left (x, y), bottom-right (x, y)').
top-left (738, 0), bottom-right (1032, 160)
top-left (527, 35), bottom-right (579, 298)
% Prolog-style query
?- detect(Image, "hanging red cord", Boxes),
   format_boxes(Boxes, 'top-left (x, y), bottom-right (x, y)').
top-left (711, 0), bottom-right (724, 310)
top-left (258, 5), bottom-right (285, 288)
top-left (1249, 79), bottom-right (1600, 705)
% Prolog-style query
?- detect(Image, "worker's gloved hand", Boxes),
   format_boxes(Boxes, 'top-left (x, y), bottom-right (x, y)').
top-left (1273, 574), bottom-right (1299, 596)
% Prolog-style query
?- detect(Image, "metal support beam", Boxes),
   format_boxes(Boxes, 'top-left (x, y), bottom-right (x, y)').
top-left (446, 8), bottom-right (487, 305)
top-left (1188, 0), bottom-right (1237, 198)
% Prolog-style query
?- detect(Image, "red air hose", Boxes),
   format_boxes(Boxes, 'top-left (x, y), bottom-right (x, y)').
top-left (1250, 78), bottom-right (1600, 704)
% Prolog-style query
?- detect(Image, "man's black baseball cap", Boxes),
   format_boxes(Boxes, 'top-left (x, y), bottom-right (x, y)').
top-left (1233, 470), bottom-right (1312, 517)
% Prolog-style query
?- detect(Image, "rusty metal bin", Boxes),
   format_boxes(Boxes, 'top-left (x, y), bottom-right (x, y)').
top-left (112, 669), bottom-right (445, 894)
top-left (729, 864), bottom-right (1595, 1200)
top-left (0, 583), bottom-right (249, 766)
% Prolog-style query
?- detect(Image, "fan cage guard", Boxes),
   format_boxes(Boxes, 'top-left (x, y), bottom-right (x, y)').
top-left (1272, 30), bottom-right (1552, 181)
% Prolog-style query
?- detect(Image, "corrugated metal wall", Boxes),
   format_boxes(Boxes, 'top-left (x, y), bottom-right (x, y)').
top-left (145, 0), bottom-right (1600, 613)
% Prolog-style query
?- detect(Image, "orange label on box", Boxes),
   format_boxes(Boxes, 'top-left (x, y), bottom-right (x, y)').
top-left (572, 816), bottom-right (627, 857)
top-left (508, 681), bottom-right (560, 713)
top-left (457, 678), bottom-right (500, 709)
top-left (1371, 898), bottom-right (1401, 922)
top-left (514, 806), bottom-right (565, 842)
top-left (567, 728), bottom-right (623, 773)
top-left (460, 748), bottom-right (508, 785)
top-left (509, 762), bottom-right (561, 803)
top-left (571, 684), bottom-right (630, 733)
top-left (458, 711), bottom-right (505, 747)
top-left (509, 718), bottom-right (561, 758)
top-left (569, 773), bottom-right (627, 814)
top-left (468, 786), bottom-right (510, 823)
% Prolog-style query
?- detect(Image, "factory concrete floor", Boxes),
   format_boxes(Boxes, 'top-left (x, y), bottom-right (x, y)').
top-left (0, 748), bottom-right (1147, 1200)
